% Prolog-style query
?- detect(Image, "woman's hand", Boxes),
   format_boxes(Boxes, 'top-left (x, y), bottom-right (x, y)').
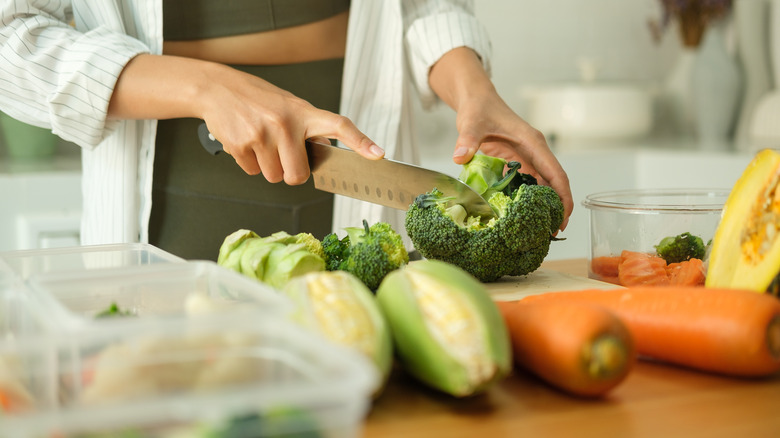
top-left (108, 54), bottom-right (383, 185)
top-left (429, 48), bottom-right (573, 231)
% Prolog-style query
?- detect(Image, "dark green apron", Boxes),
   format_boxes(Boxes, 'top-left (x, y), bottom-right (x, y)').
top-left (150, 0), bottom-right (348, 261)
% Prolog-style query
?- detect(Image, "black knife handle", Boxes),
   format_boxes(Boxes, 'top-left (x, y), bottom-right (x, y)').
top-left (198, 122), bottom-right (224, 155)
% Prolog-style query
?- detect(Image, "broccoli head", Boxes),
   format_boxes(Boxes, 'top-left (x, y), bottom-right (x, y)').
top-left (405, 155), bottom-right (564, 282)
top-left (322, 220), bottom-right (409, 291)
top-left (654, 232), bottom-right (706, 264)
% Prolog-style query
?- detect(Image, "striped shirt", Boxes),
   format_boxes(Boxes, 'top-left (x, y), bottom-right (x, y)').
top-left (0, 0), bottom-right (491, 246)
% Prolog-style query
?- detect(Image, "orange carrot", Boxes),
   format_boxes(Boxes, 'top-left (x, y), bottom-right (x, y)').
top-left (0, 390), bottom-right (11, 411)
top-left (618, 251), bottom-right (669, 287)
top-left (0, 385), bottom-right (34, 413)
top-left (521, 287), bottom-right (780, 377)
top-left (590, 256), bottom-right (621, 285)
top-left (666, 258), bottom-right (706, 286)
top-left (496, 300), bottom-right (635, 397)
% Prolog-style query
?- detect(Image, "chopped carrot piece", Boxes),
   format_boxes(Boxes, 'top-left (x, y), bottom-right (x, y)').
top-left (591, 256), bottom-right (621, 284)
top-left (666, 258), bottom-right (706, 286)
top-left (618, 250), bottom-right (669, 287)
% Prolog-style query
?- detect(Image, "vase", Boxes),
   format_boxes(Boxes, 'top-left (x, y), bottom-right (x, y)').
top-left (661, 47), bottom-right (698, 138)
top-left (733, 0), bottom-right (773, 152)
top-left (691, 22), bottom-right (742, 150)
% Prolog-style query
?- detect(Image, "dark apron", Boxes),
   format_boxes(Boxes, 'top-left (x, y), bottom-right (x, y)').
top-left (150, 1), bottom-right (347, 261)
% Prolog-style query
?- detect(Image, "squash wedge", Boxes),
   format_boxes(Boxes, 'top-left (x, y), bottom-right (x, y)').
top-left (706, 149), bottom-right (780, 295)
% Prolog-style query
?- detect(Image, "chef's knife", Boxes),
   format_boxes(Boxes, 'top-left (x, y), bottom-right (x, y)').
top-left (197, 123), bottom-right (496, 218)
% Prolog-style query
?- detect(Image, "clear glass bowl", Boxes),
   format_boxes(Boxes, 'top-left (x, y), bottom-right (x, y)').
top-left (581, 189), bottom-right (730, 284)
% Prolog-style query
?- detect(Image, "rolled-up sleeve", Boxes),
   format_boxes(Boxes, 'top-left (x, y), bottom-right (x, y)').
top-left (403, 0), bottom-right (492, 109)
top-left (0, 1), bottom-right (150, 149)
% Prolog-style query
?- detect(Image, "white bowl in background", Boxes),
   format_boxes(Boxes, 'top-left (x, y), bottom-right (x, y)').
top-left (522, 84), bottom-right (653, 142)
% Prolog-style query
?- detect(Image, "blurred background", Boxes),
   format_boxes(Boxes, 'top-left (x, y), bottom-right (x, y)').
top-left (1, 0), bottom-right (777, 259)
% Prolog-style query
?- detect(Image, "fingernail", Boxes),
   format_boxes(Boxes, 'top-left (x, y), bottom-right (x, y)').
top-left (454, 147), bottom-right (469, 158)
top-left (369, 144), bottom-right (384, 158)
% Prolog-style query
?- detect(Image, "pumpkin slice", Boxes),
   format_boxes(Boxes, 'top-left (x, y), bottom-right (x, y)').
top-left (706, 149), bottom-right (780, 294)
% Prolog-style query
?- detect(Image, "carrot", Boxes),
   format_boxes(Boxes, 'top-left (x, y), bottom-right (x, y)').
top-left (590, 256), bottom-right (621, 285)
top-left (521, 287), bottom-right (780, 377)
top-left (0, 384), bottom-right (34, 413)
top-left (496, 300), bottom-right (635, 397)
top-left (618, 250), bottom-right (669, 287)
top-left (666, 258), bottom-right (706, 286)
top-left (0, 390), bottom-right (11, 411)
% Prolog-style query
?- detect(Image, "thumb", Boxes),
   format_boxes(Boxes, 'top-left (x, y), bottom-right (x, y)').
top-left (452, 131), bottom-right (481, 164)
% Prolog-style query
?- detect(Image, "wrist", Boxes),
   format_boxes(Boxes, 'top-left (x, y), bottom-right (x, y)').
top-left (429, 47), bottom-right (495, 111)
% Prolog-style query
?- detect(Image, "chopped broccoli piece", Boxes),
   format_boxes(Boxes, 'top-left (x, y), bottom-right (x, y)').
top-left (654, 232), bottom-right (706, 264)
top-left (321, 233), bottom-right (349, 271)
top-left (322, 220), bottom-right (409, 291)
top-left (95, 302), bottom-right (133, 319)
top-left (405, 156), bottom-right (564, 282)
top-left (458, 154), bottom-right (526, 201)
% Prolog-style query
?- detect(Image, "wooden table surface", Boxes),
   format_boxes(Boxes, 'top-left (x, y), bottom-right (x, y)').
top-left (361, 259), bottom-right (780, 438)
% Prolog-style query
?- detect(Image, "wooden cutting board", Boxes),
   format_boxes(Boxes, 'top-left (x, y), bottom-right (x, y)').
top-left (485, 268), bottom-right (623, 302)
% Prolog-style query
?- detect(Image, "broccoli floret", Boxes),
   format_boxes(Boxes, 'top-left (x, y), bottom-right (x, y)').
top-left (459, 155), bottom-right (527, 201)
top-left (321, 233), bottom-right (349, 271)
top-left (322, 220), bottom-right (409, 291)
top-left (95, 302), bottom-right (134, 319)
top-left (405, 156), bottom-right (564, 282)
top-left (654, 232), bottom-right (706, 264)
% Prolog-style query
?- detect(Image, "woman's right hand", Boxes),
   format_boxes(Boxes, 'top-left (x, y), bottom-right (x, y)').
top-left (108, 54), bottom-right (384, 185)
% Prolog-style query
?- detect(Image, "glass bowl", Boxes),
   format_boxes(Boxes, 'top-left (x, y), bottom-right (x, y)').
top-left (581, 189), bottom-right (730, 285)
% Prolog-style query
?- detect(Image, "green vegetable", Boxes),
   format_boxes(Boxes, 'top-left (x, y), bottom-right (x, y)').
top-left (218, 229), bottom-right (325, 289)
top-left (322, 220), bottom-right (409, 291)
top-left (196, 408), bottom-right (323, 438)
top-left (376, 259), bottom-right (512, 397)
top-left (654, 232), bottom-right (706, 264)
top-left (95, 302), bottom-right (133, 319)
top-left (405, 155), bottom-right (564, 282)
top-left (282, 271), bottom-right (392, 392)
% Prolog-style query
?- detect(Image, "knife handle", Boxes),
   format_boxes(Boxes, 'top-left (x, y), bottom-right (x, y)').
top-left (198, 122), bottom-right (224, 155)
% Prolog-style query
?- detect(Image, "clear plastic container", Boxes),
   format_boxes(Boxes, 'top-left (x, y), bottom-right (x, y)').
top-left (1, 285), bottom-right (48, 342)
top-left (582, 188), bottom-right (729, 284)
top-left (0, 243), bottom-right (184, 282)
top-left (26, 261), bottom-right (294, 330)
top-left (0, 312), bottom-right (378, 437)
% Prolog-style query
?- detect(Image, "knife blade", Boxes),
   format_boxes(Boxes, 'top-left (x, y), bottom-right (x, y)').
top-left (197, 123), bottom-right (496, 218)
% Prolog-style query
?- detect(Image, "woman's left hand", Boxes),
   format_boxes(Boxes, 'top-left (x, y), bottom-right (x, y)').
top-left (451, 89), bottom-right (573, 232)
top-left (429, 48), bottom-right (573, 232)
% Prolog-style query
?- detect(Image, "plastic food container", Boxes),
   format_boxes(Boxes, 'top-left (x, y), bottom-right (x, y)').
top-left (0, 312), bottom-right (378, 438)
top-left (1, 286), bottom-right (48, 341)
top-left (582, 189), bottom-right (729, 285)
top-left (26, 261), bottom-right (294, 330)
top-left (0, 243), bottom-right (183, 282)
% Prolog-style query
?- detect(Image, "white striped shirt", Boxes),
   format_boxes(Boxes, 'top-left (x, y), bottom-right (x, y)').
top-left (0, 0), bottom-right (491, 247)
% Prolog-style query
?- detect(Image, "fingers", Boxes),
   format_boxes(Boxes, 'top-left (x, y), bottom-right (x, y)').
top-left (453, 122), bottom-right (574, 232)
top-left (517, 126), bottom-right (574, 231)
top-left (308, 112), bottom-right (384, 160)
top-left (211, 108), bottom-right (381, 186)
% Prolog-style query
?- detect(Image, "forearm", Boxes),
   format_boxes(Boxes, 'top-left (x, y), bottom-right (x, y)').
top-left (428, 47), bottom-right (497, 112)
top-left (108, 54), bottom-right (223, 120)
